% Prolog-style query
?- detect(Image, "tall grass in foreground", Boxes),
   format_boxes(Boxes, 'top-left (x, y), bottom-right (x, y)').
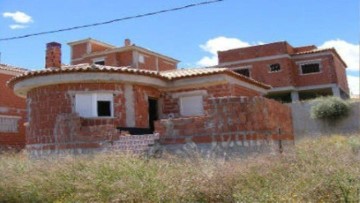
top-left (0, 135), bottom-right (359, 202)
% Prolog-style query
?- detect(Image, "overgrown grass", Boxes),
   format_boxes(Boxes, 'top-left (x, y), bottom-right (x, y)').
top-left (1, 134), bottom-right (360, 202)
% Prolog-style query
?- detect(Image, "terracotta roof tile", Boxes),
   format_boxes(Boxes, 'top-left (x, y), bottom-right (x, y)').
top-left (0, 64), bottom-right (28, 73)
top-left (160, 67), bottom-right (270, 89)
top-left (292, 48), bottom-right (333, 55)
top-left (8, 64), bottom-right (270, 89)
top-left (292, 48), bottom-right (347, 67)
top-left (160, 68), bottom-right (227, 79)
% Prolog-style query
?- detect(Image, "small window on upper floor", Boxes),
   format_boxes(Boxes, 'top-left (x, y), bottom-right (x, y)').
top-left (138, 54), bottom-right (145, 64)
top-left (94, 60), bottom-right (105, 65)
top-left (93, 57), bottom-right (105, 65)
top-left (234, 68), bottom-right (250, 77)
top-left (269, 63), bottom-right (281, 72)
top-left (300, 63), bottom-right (320, 74)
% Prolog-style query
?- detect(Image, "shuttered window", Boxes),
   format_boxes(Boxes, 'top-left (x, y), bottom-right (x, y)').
top-left (0, 116), bottom-right (19, 133)
top-left (180, 95), bottom-right (204, 116)
top-left (75, 93), bottom-right (113, 118)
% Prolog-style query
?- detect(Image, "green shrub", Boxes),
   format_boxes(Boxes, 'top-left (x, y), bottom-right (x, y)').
top-left (311, 96), bottom-right (350, 120)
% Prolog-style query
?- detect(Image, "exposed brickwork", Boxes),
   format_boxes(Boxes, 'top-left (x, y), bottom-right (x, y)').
top-left (0, 71), bottom-right (26, 150)
top-left (71, 43), bottom-right (88, 60)
top-left (218, 41), bottom-right (350, 97)
top-left (218, 42), bottom-right (293, 63)
top-left (45, 42), bottom-right (62, 69)
top-left (133, 85), bottom-right (161, 128)
top-left (333, 55), bottom-right (349, 93)
top-left (69, 39), bottom-right (178, 71)
top-left (26, 83), bottom-right (164, 151)
top-left (161, 83), bottom-right (261, 118)
top-left (155, 96), bottom-right (293, 145)
top-left (292, 55), bottom-right (338, 87)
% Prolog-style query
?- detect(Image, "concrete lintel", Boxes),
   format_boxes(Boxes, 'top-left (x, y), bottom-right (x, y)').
top-left (224, 75), bottom-right (267, 94)
top-left (0, 114), bottom-right (21, 119)
top-left (218, 54), bottom-right (291, 66)
top-left (13, 72), bottom-right (168, 98)
top-left (296, 83), bottom-right (337, 91)
top-left (267, 86), bottom-right (295, 93)
top-left (268, 83), bottom-right (338, 95)
top-left (171, 90), bottom-right (208, 98)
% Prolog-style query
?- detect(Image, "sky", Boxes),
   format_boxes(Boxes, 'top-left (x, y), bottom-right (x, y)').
top-left (1, 0), bottom-right (359, 95)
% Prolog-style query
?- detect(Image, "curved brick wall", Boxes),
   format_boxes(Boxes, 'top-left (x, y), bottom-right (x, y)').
top-left (26, 83), bottom-right (160, 152)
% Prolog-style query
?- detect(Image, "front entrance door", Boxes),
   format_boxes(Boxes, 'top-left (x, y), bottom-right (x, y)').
top-left (148, 98), bottom-right (158, 132)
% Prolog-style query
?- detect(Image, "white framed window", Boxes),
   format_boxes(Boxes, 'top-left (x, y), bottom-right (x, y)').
top-left (269, 63), bottom-right (281, 72)
top-left (0, 115), bottom-right (20, 133)
top-left (231, 66), bottom-right (252, 77)
top-left (297, 60), bottom-right (322, 75)
top-left (75, 93), bottom-right (113, 118)
top-left (93, 57), bottom-right (105, 65)
top-left (180, 95), bottom-right (204, 116)
top-left (138, 54), bottom-right (145, 64)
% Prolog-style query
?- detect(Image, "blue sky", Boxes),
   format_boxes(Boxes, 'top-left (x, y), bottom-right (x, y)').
top-left (1, 0), bottom-right (359, 94)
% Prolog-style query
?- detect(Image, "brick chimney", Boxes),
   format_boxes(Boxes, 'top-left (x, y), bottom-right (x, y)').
top-left (45, 42), bottom-right (62, 69)
top-left (124, 38), bottom-right (131, 46)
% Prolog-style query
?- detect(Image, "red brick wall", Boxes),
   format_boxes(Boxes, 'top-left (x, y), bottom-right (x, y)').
top-left (27, 83), bottom-right (122, 145)
top-left (71, 43), bottom-right (88, 60)
top-left (26, 83), bottom-right (163, 148)
top-left (155, 96), bottom-right (293, 145)
top-left (133, 85), bottom-right (161, 128)
top-left (71, 43), bottom-right (177, 71)
top-left (293, 55), bottom-right (336, 87)
top-left (226, 57), bottom-right (295, 87)
top-left (218, 43), bottom-right (348, 92)
top-left (333, 55), bottom-right (349, 94)
top-left (218, 42), bottom-right (292, 63)
top-left (90, 42), bottom-right (110, 53)
top-left (0, 73), bottom-right (26, 149)
top-left (161, 83), bottom-right (261, 118)
top-left (158, 59), bottom-right (177, 71)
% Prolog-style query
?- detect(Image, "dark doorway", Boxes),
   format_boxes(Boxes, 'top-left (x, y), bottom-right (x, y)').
top-left (148, 98), bottom-right (158, 132)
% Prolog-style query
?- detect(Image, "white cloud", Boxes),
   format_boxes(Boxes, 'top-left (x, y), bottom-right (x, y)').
top-left (9, 24), bottom-right (27, 29)
top-left (197, 36), bottom-right (254, 66)
top-left (3, 11), bottom-right (33, 24)
top-left (319, 39), bottom-right (359, 71)
top-left (347, 75), bottom-right (360, 96)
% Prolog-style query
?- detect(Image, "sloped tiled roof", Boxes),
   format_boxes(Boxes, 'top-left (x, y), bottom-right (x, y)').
top-left (8, 64), bottom-right (270, 89)
top-left (160, 68), bottom-right (227, 79)
top-left (292, 48), bottom-right (347, 67)
top-left (0, 63), bottom-right (28, 73)
top-left (293, 48), bottom-right (333, 55)
top-left (160, 68), bottom-right (270, 88)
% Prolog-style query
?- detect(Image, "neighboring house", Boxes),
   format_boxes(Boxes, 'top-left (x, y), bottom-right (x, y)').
top-left (0, 64), bottom-right (27, 150)
top-left (68, 38), bottom-right (179, 71)
top-left (8, 41), bottom-right (294, 155)
top-left (217, 41), bottom-right (349, 102)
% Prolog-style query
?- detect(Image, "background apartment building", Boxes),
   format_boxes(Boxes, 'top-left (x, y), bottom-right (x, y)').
top-left (217, 41), bottom-right (349, 102)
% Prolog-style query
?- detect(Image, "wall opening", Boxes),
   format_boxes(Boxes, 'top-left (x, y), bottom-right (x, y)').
top-left (148, 98), bottom-right (158, 132)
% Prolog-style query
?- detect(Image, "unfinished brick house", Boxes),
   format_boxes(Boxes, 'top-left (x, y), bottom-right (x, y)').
top-left (0, 64), bottom-right (27, 150)
top-left (8, 40), bottom-right (294, 155)
top-left (217, 41), bottom-right (349, 102)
